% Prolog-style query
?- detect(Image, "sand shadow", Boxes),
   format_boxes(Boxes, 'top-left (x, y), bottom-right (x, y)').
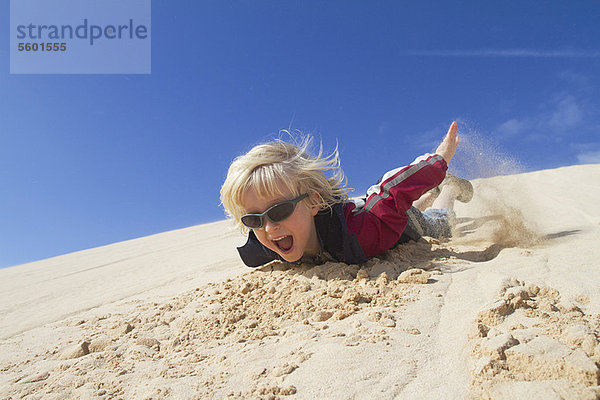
top-left (543, 229), bottom-right (581, 240)
top-left (398, 242), bottom-right (505, 266)
top-left (449, 243), bottom-right (505, 262)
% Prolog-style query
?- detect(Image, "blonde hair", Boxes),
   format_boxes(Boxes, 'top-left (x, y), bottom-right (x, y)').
top-left (220, 134), bottom-right (349, 233)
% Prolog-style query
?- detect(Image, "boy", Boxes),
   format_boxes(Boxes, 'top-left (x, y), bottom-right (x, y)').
top-left (220, 121), bottom-right (472, 267)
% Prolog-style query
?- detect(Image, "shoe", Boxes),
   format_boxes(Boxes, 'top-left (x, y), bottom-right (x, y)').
top-left (441, 173), bottom-right (473, 203)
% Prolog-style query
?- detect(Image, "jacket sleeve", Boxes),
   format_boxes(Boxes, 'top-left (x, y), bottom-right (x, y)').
top-left (345, 153), bottom-right (447, 257)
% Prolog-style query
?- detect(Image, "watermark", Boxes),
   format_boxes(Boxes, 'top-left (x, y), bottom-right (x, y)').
top-left (10, 0), bottom-right (151, 74)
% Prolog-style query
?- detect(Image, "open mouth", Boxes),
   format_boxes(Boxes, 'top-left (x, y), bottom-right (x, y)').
top-left (273, 235), bottom-right (294, 253)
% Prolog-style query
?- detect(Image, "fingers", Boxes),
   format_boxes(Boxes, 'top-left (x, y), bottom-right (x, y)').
top-left (435, 121), bottom-right (459, 164)
top-left (447, 121), bottom-right (457, 139)
top-left (447, 121), bottom-right (459, 148)
top-left (448, 121), bottom-right (457, 133)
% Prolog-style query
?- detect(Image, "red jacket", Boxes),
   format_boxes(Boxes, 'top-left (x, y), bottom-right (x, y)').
top-left (344, 153), bottom-right (447, 257)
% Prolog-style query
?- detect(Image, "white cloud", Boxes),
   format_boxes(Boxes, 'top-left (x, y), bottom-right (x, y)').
top-left (495, 94), bottom-right (585, 142)
top-left (548, 96), bottom-right (583, 130)
top-left (577, 150), bottom-right (600, 164)
top-left (407, 49), bottom-right (600, 58)
top-left (558, 71), bottom-right (589, 86)
top-left (496, 119), bottom-right (529, 138)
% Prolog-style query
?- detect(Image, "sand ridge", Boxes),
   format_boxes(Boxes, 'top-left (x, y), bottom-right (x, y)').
top-left (0, 239), bottom-right (461, 399)
top-left (1, 163), bottom-right (600, 399)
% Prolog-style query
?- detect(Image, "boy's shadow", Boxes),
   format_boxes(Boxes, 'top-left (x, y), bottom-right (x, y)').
top-left (454, 215), bottom-right (581, 243)
top-left (440, 215), bottom-right (581, 265)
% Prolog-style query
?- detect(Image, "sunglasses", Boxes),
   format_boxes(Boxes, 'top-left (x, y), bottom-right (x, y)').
top-left (241, 193), bottom-right (309, 229)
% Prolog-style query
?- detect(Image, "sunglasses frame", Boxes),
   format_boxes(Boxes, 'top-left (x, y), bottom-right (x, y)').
top-left (241, 193), bottom-right (309, 229)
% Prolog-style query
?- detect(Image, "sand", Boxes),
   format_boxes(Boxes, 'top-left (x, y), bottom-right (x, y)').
top-left (1, 163), bottom-right (599, 399)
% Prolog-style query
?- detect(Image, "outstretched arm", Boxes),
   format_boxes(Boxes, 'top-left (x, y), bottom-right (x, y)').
top-left (435, 121), bottom-right (459, 165)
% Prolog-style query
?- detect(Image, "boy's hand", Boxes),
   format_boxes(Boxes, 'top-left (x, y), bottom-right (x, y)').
top-left (435, 121), bottom-right (459, 164)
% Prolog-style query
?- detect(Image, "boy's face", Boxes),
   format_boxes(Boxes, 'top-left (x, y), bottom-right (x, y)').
top-left (242, 184), bottom-right (321, 262)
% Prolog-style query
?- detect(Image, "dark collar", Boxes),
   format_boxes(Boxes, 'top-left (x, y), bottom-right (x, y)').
top-left (237, 230), bottom-right (282, 267)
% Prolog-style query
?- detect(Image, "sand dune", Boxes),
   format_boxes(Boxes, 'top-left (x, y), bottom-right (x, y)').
top-left (1, 164), bottom-right (599, 399)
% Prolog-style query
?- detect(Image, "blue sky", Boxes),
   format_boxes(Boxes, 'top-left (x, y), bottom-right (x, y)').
top-left (1, 1), bottom-right (599, 268)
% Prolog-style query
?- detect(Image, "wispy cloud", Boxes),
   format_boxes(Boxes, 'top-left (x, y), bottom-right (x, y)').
top-left (407, 49), bottom-right (600, 58)
top-left (548, 96), bottom-right (583, 130)
top-left (496, 119), bottom-right (529, 138)
top-left (577, 150), bottom-right (600, 164)
top-left (558, 71), bottom-right (590, 86)
top-left (495, 94), bottom-right (586, 141)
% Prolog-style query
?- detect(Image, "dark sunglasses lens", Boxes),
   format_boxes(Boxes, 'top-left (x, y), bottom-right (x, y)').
top-left (241, 215), bottom-right (263, 228)
top-left (267, 202), bottom-right (295, 222)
